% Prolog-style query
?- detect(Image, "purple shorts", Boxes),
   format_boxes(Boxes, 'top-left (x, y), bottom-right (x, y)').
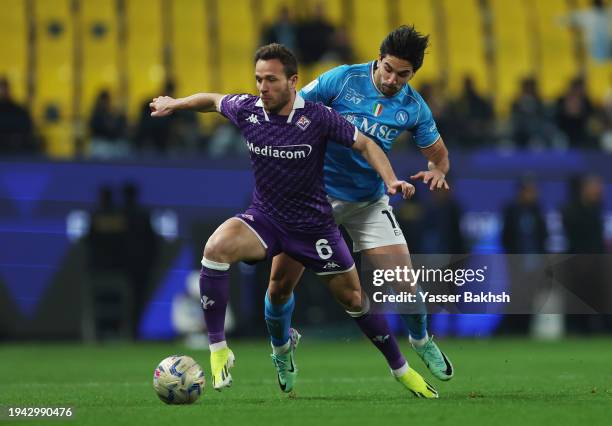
top-left (233, 208), bottom-right (355, 275)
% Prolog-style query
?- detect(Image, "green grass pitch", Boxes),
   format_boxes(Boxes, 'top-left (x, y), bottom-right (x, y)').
top-left (2, 338), bottom-right (611, 425)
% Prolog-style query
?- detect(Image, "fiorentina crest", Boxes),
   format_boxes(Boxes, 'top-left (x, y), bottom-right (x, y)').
top-left (296, 115), bottom-right (311, 130)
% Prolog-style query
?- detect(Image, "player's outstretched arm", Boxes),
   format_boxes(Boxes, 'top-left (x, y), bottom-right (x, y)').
top-left (150, 93), bottom-right (226, 117)
top-left (410, 137), bottom-right (450, 191)
top-left (352, 132), bottom-right (415, 199)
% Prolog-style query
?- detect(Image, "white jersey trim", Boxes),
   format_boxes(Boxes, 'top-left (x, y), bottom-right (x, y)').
top-left (255, 94), bottom-right (305, 119)
top-left (419, 135), bottom-right (441, 149)
top-left (230, 217), bottom-right (268, 249)
top-left (216, 95), bottom-right (228, 113)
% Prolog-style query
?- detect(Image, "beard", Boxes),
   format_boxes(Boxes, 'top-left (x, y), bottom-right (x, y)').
top-left (381, 83), bottom-right (400, 96)
top-left (266, 84), bottom-right (292, 114)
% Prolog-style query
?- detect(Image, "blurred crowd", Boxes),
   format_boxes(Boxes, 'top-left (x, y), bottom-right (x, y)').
top-left (2, 71), bottom-right (612, 158)
top-left (1, 2), bottom-right (612, 158)
top-left (395, 173), bottom-right (609, 257)
top-left (397, 173), bottom-right (611, 335)
top-left (85, 183), bottom-right (158, 339)
top-left (418, 75), bottom-right (612, 152)
top-left (260, 4), bottom-right (354, 66)
top-left (1, 2), bottom-right (610, 248)
top-left (82, 174), bottom-right (610, 340)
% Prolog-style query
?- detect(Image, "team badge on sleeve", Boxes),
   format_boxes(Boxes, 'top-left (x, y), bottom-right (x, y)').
top-left (296, 115), bottom-right (311, 131)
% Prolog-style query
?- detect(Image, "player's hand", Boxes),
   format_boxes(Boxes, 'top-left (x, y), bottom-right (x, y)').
top-left (410, 169), bottom-right (450, 191)
top-left (387, 180), bottom-right (415, 199)
top-left (150, 96), bottom-right (176, 117)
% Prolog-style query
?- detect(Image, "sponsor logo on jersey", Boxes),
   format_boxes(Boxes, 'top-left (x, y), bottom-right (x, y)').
top-left (246, 114), bottom-right (260, 125)
top-left (344, 88), bottom-right (365, 105)
top-left (296, 115), bottom-right (311, 130)
top-left (395, 109), bottom-right (409, 125)
top-left (323, 261), bottom-right (340, 269)
top-left (344, 115), bottom-right (400, 142)
top-left (246, 141), bottom-right (312, 159)
top-left (240, 214), bottom-right (254, 221)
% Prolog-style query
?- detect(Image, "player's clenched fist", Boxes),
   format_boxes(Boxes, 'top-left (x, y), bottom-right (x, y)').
top-left (387, 180), bottom-right (415, 199)
top-left (150, 96), bottom-right (176, 117)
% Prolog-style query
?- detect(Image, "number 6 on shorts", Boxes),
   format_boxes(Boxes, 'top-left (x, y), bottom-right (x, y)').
top-left (315, 239), bottom-right (333, 259)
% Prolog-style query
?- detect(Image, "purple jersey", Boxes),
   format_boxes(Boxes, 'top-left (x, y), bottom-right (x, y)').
top-left (219, 93), bottom-right (358, 231)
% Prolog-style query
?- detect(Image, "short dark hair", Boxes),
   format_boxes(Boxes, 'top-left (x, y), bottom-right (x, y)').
top-left (380, 25), bottom-right (429, 71)
top-left (254, 43), bottom-right (298, 78)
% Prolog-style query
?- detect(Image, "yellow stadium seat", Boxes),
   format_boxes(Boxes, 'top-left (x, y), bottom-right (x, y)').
top-left (299, 59), bottom-right (343, 89)
top-left (351, 0), bottom-right (390, 62)
top-left (397, 0), bottom-right (440, 86)
top-left (443, 0), bottom-right (488, 97)
top-left (260, 0), bottom-right (293, 28)
top-left (0, 0), bottom-right (28, 103)
top-left (125, 0), bottom-right (164, 120)
top-left (532, 0), bottom-right (578, 100)
top-left (217, 0), bottom-right (257, 95)
top-left (317, 0), bottom-right (343, 27)
top-left (570, 0), bottom-right (612, 103)
top-left (490, 0), bottom-right (532, 116)
top-left (172, 0), bottom-right (213, 129)
top-left (81, 0), bottom-right (119, 121)
top-left (34, 0), bottom-right (75, 157)
top-left (586, 58), bottom-right (612, 104)
top-left (259, 0), bottom-right (344, 39)
top-left (575, 0), bottom-right (593, 9)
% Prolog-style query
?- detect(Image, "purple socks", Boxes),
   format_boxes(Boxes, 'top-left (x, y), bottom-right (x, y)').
top-left (199, 263), bottom-right (230, 344)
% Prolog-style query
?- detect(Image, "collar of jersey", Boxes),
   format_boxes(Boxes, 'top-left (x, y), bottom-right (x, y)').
top-left (255, 94), bottom-right (305, 123)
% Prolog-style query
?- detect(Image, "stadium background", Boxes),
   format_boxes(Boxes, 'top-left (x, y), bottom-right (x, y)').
top-left (0, 0), bottom-right (612, 339)
top-left (2, 1), bottom-right (612, 424)
top-left (1, 0), bottom-right (611, 345)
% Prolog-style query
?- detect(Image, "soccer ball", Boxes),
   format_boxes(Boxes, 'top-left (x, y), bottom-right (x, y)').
top-left (153, 355), bottom-right (205, 404)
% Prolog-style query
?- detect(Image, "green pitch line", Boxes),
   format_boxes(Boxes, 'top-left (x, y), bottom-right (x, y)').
top-left (1, 338), bottom-right (611, 426)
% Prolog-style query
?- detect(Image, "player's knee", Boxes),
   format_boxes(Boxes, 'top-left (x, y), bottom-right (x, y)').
top-left (203, 234), bottom-right (236, 264)
top-left (267, 281), bottom-right (292, 305)
top-left (341, 289), bottom-right (363, 313)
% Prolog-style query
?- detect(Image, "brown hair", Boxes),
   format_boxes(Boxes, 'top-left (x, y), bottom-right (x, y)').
top-left (254, 43), bottom-right (298, 78)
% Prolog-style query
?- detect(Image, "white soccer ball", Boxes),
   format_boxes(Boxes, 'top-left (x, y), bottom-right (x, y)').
top-left (153, 355), bottom-right (205, 404)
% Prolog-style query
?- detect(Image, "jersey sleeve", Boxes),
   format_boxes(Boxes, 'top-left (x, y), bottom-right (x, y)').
top-left (320, 105), bottom-right (357, 147)
top-left (219, 94), bottom-right (252, 126)
top-left (298, 65), bottom-right (350, 105)
top-left (410, 93), bottom-right (441, 148)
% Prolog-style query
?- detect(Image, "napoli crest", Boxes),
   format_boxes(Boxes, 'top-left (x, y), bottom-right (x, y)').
top-left (395, 110), bottom-right (409, 125)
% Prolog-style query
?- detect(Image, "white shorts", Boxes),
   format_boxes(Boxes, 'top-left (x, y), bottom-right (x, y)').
top-left (329, 195), bottom-right (407, 252)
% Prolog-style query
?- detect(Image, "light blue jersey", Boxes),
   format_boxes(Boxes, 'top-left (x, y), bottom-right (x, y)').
top-left (298, 61), bottom-right (440, 202)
